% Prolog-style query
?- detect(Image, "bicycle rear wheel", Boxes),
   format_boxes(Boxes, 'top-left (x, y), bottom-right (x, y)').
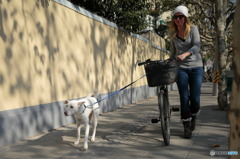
top-left (158, 89), bottom-right (170, 146)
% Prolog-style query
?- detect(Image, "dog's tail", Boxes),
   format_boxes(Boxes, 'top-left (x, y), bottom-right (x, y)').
top-left (86, 91), bottom-right (99, 98)
top-left (86, 90), bottom-right (100, 100)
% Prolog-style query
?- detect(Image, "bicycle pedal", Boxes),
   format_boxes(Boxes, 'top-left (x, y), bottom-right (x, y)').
top-left (172, 107), bottom-right (180, 112)
top-left (151, 118), bottom-right (159, 123)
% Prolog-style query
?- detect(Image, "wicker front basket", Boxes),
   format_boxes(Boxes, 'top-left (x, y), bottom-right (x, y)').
top-left (144, 61), bottom-right (177, 87)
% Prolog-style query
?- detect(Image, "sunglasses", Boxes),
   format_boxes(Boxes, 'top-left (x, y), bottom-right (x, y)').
top-left (173, 15), bottom-right (185, 19)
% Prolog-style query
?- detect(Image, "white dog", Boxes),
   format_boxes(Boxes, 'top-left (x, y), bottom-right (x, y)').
top-left (64, 95), bottom-right (100, 150)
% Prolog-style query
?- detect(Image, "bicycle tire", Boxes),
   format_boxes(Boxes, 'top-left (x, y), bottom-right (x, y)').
top-left (158, 89), bottom-right (170, 146)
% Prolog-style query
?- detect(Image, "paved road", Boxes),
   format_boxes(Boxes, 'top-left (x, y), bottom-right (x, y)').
top-left (0, 83), bottom-right (229, 159)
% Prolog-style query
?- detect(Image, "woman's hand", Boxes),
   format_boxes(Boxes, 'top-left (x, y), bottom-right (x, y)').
top-left (176, 52), bottom-right (191, 61)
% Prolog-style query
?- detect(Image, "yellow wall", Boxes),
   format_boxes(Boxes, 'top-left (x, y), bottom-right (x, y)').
top-left (0, 0), bottom-right (166, 111)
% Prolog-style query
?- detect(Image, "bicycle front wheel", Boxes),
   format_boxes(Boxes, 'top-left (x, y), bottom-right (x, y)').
top-left (158, 89), bottom-right (170, 146)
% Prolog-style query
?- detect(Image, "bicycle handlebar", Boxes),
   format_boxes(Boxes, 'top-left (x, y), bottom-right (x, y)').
top-left (138, 59), bottom-right (151, 66)
top-left (138, 58), bottom-right (177, 66)
top-left (138, 59), bottom-right (176, 66)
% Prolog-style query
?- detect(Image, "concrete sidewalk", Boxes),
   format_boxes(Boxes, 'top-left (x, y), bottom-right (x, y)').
top-left (0, 82), bottom-right (229, 159)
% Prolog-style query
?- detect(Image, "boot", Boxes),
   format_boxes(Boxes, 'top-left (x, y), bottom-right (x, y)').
top-left (191, 110), bottom-right (200, 131)
top-left (182, 119), bottom-right (192, 139)
top-left (191, 116), bottom-right (196, 131)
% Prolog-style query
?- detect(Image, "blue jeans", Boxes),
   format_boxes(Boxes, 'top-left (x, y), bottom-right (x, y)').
top-left (176, 67), bottom-right (203, 119)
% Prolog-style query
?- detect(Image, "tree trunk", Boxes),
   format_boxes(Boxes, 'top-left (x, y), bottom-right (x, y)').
top-left (215, 0), bottom-right (228, 109)
top-left (229, 0), bottom-right (240, 158)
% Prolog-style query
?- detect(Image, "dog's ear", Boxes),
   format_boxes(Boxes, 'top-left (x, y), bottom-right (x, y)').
top-left (64, 100), bottom-right (69, 104)
top-left (78, 102), bottom-right (85, 107)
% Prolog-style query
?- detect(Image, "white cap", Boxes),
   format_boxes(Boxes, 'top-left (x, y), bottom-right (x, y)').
top-left (173, 5), bottom-right (189, 17)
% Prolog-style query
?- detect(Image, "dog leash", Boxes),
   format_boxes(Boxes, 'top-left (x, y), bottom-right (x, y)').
top-left (85, 74), bottom-right (147, 109)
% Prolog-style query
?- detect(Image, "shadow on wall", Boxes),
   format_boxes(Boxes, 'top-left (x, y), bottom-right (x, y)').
top-left (38, 0), bottom-right (50, 7)
top-left (0, 11), bottom-right (6, 43)
top-left (0, 0), bottom-right (144, 104)
top-left (2, 0), bottom-right (58, 101)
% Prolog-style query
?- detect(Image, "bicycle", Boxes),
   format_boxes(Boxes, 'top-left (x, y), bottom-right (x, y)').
top-left (138, 59), bottom-right (178, 146)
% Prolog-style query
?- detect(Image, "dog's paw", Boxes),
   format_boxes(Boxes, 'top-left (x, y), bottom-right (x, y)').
top-left (90, 138), bottom-right (95, 142)
top-left (74, 140), bottom-right (80, 145)
top-left (83, 145), bottom-right (88, 151)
